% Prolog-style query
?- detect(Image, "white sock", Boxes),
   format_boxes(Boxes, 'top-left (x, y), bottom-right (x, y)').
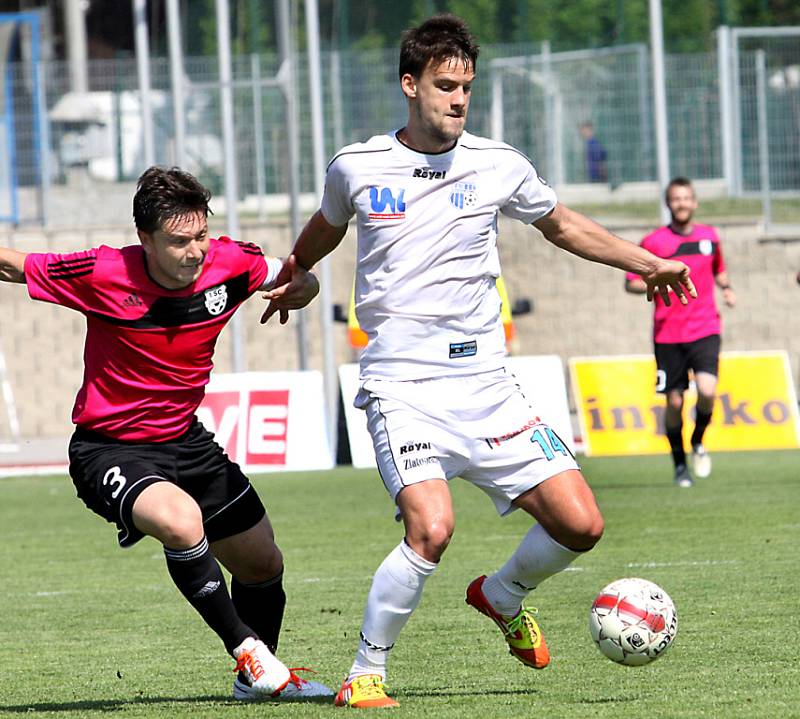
top-left (348, 540), bottom-right (437, 681)
top-left (481, 523), bottom-right (582, 616)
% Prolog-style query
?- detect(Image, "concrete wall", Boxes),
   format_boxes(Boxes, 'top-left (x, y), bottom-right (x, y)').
top-left (1, 218), bottom-right (798, 440)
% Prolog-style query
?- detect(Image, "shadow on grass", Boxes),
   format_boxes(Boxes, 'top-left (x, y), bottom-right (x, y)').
top-left (400, 688), bottom-right (541, 699)
top-left (593, 483), bottom-right (678, 491)
top-left (577, 696), bottom-right (640, 704)
top-left (0, 692), bottom-right (334, 713)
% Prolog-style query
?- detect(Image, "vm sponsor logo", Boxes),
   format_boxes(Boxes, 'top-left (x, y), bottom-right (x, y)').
top-left (369, 187), bottom-right (406, 220)
top-left (197, 389), bottom-right (290, 465)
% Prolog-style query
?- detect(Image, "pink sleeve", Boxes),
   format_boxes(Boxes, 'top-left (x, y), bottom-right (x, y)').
top-left (225, 238), bottom-right (269, 293)
top-left (24, 249), bottom-right (100, 312)
top-left (712, 230), bottom-right (725, 275)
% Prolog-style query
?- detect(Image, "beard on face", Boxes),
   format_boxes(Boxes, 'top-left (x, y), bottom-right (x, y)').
top-left (414, 102), bottom-right (465, 145)
top-left (670, 208), bottom-right (693, 225)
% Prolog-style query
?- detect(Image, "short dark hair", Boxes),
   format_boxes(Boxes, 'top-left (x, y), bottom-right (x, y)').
top-left (399, 14), bottom-right (479, 81)
top-left (133, 166), bottom-right (212, 233)
top-left (665, 176), bottom-right (694, 204)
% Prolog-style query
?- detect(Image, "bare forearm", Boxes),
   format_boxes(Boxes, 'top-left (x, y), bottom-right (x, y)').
top-left (0, 248), bottom-right (27, 283)
top-left (292, 210), bottom-right (348, 270)
top-left (536, 204), bottom-right (659, 275)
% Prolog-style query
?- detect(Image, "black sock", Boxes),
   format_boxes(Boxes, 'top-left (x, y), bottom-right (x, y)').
top-left (691, 408), bottom-right (713, 448)
top-left (164, 537), bottom-right (253, 655)
top-left (232, 571), bottom-right (286, 655)
top-left (665, 423), bottom-right (686, 467)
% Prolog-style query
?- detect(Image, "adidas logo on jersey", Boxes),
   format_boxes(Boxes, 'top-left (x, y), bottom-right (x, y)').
top-left (122, 293), bottom-right (143, 307)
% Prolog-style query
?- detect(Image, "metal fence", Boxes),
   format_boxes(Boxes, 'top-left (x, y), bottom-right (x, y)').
top-left (2, 28), bottom-right (799, 227)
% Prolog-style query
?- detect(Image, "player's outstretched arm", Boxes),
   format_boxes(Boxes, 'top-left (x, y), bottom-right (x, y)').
top-left (0, 247), bottom-right (28, 284)
top-left (292, 210), bottom-right (349, 271)
top-left (533, 203), bottom-right (697, 306)
top-left (715, 271), bottom-right (736, 308)
top-left (260, 211), bottom-right (347, 324)
top-left (259, 255), bottom-right (320, 325)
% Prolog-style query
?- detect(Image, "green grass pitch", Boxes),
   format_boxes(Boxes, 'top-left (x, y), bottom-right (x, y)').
top-left (2, 450), bottom-right (798, 718)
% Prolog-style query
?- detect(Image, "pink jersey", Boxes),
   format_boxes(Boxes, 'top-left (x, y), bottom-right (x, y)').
top-left (626, 223), bottom-right (725, 344)
top-left (24, 237), bottom-right (271, 441)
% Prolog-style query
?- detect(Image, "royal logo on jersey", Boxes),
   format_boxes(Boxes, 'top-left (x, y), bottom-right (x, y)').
top-left (699, 239), bottom-right (713, 256)
top-left (368, 186), bottom-right (406, 220)
top-left (412, 167), bottom-right (446, 180)
top-left (449, 182), bottom-right (477, 210)
top-left (204, 285), bottom-right (229, 315)
top-left (399, 441), bottom-right (432, 455)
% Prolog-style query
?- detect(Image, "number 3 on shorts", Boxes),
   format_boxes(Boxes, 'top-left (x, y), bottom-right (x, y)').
top-left (102, 466), bottom-right (128, 499)
top-left (530, 427), bottom-right (568, 461)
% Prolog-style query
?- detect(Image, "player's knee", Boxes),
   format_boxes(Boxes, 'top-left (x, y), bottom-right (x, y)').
top-left (582, 513), bottom-right (605, 548)
top-left (155, 500), bottom-right (204, 548)
top-left (558, 511), bottom-right (604, 552)
top-left (696, 392), bottom-right (715, 410)
top-left (408, 519), bottom-right (454, 561)
top-left (666, 394), bottom-right (684, 413)
top-left (240, 545), bottom-right (284, 584)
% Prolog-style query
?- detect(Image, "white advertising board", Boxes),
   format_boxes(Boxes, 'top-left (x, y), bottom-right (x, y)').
top-left (197, 371), bottom-right (333, 473)
top-left (339, 356), bottom-right (574, 469)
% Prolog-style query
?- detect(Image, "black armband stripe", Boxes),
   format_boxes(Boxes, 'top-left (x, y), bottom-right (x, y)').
top-left (88, 272), bottom-right (251, 329)
top-left (48, 267), bottom-right (95, 280)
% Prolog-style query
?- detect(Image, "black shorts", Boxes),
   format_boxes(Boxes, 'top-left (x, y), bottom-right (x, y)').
top-left (68, 419), bottom-right (266, 548)
top-left (654, 334), bottom-right (721, 394)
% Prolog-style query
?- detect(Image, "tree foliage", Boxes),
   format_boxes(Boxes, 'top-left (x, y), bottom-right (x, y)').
top-left (127, 0), bottom-right (800, 58)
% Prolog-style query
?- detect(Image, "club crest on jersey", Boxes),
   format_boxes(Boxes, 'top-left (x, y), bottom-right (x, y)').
top-left (368, 186), bottom-right (406, 220)
top-left (449, 182), bottom-right (477, 210)
top-left (699, 239), bottom-right (713, 256)
top-left (204, 285), bottom-right (228, 315)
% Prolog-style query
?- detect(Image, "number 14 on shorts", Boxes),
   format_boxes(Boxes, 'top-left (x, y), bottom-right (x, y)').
top-left (531, 427), bottom-right (568, 460)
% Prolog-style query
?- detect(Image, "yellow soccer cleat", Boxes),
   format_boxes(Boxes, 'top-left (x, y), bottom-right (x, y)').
top-left (466, 575), bottom-right (550, 669)
top-left (334, 674), bottom-right (399, 708)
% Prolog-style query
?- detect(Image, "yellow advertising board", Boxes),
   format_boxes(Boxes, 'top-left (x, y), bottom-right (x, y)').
top-left (570, 351), bottom-right (800, 456)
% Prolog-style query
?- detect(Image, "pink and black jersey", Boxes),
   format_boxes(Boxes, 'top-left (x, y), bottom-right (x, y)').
top-left (24, 237), bottom-right (274, 441)
top-left (626, 223), bottom-right (725, 344)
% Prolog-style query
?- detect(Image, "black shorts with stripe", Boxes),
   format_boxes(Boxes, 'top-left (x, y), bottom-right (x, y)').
top-left (654, 333), bottom-right (721, 394)
top-left (68, 419), bottom-right (265, 548)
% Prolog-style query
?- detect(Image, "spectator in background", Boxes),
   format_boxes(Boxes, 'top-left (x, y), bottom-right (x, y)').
top-left (625, 177), bottom-right (736, 488)
top-left (579, 121), bottom-right (608, 183)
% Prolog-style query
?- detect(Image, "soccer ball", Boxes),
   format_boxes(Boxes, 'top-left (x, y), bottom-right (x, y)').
top-left (588, 577), bottom-right (678, 666)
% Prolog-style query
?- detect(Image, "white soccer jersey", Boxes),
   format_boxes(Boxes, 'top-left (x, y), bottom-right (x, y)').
top-left (321, 130), bottom-right (557, 381)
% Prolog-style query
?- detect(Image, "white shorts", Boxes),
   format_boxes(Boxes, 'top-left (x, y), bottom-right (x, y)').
top-left (354, 368), bottom-right (580, 516)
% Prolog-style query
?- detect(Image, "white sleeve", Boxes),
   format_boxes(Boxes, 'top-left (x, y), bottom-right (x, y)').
top-left (499, 154), bottom-right (557, 224)
top-left (320, 156), bottom-right (355, 228)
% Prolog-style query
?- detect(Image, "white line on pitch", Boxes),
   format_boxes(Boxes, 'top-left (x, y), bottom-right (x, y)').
top-left (625, 559), bottom-right (739, 568)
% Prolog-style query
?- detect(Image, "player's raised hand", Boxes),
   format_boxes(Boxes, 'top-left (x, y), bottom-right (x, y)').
top-left (643, 259), bottom-right (696, 306)
top-left (260, 254), bottom-right (319, 324)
